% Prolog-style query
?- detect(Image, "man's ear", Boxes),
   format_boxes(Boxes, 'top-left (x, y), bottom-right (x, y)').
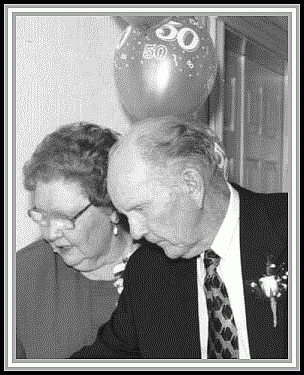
top-left (182, 168), bottom-right (205, 208)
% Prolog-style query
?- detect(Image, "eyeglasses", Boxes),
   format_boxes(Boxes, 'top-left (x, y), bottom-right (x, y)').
top-left (27, 203), bottom-right (93, 230)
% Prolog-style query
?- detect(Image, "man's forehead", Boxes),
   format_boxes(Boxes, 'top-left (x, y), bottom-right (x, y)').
top-left (107, 164), bottom-right (152, 210)
top-left (110, 129), bottom-right (148, 172)
top-left (118, 120), bottom-right (159, 148)
top-left (111, 141), bottom-right (140, 171)
top-left (108, 122), bottom-right (171, 188)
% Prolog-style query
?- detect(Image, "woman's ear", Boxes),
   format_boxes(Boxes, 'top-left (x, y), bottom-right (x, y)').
top-left (110, 210), bottom-right (119, 224)
top-left (182, 168), bottom-right (205, 208)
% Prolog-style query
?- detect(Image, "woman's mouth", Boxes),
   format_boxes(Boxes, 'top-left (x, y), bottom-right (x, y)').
top-left (48, 243), bottom-right (84, 268)
top-left (54, 245), bottom-right (73, 254)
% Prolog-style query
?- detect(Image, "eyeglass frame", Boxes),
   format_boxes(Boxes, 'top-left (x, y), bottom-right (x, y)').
top-left (27, 202), bottom-right (93, 230)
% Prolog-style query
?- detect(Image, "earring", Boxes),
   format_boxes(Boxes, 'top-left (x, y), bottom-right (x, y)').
top-left (113, 224), bottom-right (118, 236)
top-left (111, 211), bottom-right (119, 236)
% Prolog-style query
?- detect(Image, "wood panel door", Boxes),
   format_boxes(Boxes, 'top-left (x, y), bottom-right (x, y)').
top-left (223, 30), bottom-right (245, 187)
top-left (243, 58), bottom-right (284, 193)
top-left (223, 28), bottom-right (285, 193)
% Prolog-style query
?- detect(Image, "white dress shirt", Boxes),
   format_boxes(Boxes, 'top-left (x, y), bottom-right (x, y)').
top-left (197, 183), bottom-right (251, 359)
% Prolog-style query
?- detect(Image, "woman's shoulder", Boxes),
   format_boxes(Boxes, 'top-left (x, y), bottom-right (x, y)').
top-left (17, 238), bottom-right (53, 255)
top-left (16, 239), bottom-right (72, 290)
top-left (16, 239), bottom-right (54, 271)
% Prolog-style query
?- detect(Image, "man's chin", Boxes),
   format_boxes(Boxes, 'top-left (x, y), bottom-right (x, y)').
top-left (161, 243), bottom-right (198, 261)
top-left (160, 244), bottom-right (186, 260)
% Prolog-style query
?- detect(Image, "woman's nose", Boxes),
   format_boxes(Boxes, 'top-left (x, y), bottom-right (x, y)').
top-left (43, 220), bottom-right (65, 241)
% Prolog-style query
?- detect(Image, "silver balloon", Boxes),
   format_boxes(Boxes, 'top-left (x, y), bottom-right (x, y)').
top-left (114, 16), bottom-right (217, 120)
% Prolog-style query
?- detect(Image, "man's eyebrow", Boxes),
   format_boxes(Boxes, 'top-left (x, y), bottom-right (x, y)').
top-left (125, 204), bottom-right (142, 212)
top-left (121, 204), bottom-right (138, 213)
top-left (124, 200), bottom-right (151, 212)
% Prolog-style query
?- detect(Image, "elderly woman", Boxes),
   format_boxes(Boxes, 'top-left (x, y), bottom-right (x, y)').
top-left (16, 122), bottom-right (141, 359)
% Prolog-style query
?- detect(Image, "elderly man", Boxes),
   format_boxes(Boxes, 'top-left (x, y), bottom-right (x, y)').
top-left (71, 116), bottom-right (288, 359)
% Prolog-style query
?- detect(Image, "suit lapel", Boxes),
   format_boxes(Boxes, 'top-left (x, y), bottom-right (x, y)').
top-left (238, 188), bottom-right (287, 359)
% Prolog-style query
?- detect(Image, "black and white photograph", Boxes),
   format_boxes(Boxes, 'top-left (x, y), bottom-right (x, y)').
top-left (4, 4), bottom-right (299, 371)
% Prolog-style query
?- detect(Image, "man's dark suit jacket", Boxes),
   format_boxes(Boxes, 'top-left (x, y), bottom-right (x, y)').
top-left (71, 184), bottom-right (288, 359)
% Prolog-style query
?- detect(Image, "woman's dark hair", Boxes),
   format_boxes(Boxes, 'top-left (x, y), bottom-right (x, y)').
top-left (23, 121), bottom-right (119, 209)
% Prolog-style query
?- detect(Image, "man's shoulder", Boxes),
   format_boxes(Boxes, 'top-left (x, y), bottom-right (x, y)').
top-left (124, 240), bottom-right (169, 280)
top-left (230, 182), bottom-right (288, 250)
top-left (230, 182), bottom-right (288, 209)
top-left (128, 240), bottom-right (167, 266)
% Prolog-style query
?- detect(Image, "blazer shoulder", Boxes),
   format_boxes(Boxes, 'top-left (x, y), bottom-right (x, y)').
top-left (231, 182), bottom-right (288, 216)
top-left (234, 184), bottom-right (288, 260)
top-left (128, 241), bottom-right (166, 266)
top-left (124, 241), bottom-right (170, 281)
top-left (17, 238), bottom-right (53, 257)
top-left (16, 239), bottom-right (55, 275)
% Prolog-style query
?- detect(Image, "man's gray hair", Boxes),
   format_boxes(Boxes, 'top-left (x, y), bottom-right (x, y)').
top-left (133, 116), bottom-right (228, 181)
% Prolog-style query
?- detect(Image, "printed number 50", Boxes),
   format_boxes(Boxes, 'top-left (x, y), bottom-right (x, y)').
top-left (156, 21), bottom-right (200, 52)
top-left (142, 44), bottom-right (168, 60)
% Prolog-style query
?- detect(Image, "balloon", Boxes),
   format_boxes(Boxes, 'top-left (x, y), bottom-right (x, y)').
top-left (114, 16), bottom-right (217, 121)
top-left (120, 16), bottom-right (169, 30)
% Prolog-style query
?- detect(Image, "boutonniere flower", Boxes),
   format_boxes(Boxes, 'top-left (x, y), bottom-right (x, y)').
top-left (113, 256), bottom-right (129, 295)
top-left (112, 243), bottom-right (140, 295)
top-left (246, 256), bottom-right (288, 328)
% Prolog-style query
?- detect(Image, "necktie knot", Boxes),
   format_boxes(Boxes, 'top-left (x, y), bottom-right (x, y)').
top-left (204, 249), bottom-right (220, 273)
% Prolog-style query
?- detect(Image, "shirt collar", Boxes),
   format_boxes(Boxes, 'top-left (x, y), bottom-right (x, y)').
top-left (209, 183), bottom-right (240, 260)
